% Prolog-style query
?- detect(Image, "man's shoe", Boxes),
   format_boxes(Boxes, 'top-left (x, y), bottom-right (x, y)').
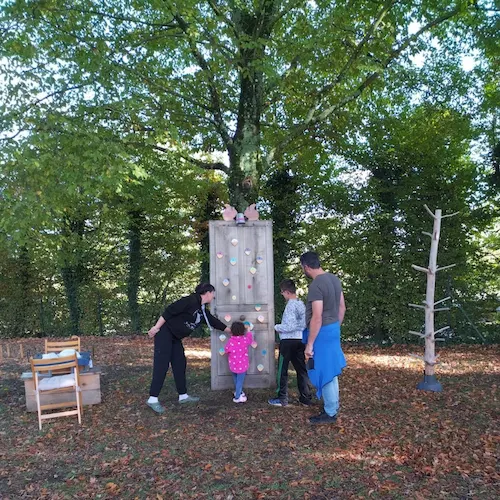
top-left (233, 394), bottom-right (247, 403)
top-left (299, 399), bottom-right (313, 407)
top-left (234, 391), bottom-right (246, 398)
top-left (147, 401), bottom-right (166, 414)
top-left (268, 398), bottom-right (288, 407)
top-left (309, 411), bottom-right (337, 424)
top-left (179, 395), bottom-right (200, 404)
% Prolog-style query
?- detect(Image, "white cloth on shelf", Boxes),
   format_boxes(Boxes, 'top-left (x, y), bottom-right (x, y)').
top-left (41, 352), bottom-right (58, 359)
top-left (38, 374), bottom-right (76, 391)
top-left (41, 349), bottom-right (81, 359)
top-left (58, 349), bottom-right (81, 358)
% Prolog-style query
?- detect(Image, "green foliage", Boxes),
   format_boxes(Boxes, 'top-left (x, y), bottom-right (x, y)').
top-left (0, 0), bottom-right (498, 340)
top-left (290, 103), bottom-right (498, 344)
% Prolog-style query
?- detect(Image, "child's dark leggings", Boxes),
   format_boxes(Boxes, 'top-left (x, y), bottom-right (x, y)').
top-left (149, 328), bottom-right (187, 397)
top-left (277, 339), bottom-right (312, 403)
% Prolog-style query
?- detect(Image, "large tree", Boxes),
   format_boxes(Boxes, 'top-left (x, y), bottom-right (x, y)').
top-left (1, 0), bottom-right (495, 209)
top-left (1, 0), bottom-right (498, 337)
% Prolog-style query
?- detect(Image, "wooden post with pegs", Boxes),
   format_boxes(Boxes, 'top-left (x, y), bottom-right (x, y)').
top-left (409, 205), bottom-right (458, 392)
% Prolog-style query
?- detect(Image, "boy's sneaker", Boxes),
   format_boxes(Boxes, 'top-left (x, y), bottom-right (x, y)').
top-left (234, 391), bottom-right (246, 398)
top-left (233, 394), bottom-right (247, 403)
top-left (268, 398), bottom-right (288, 407)
top-left (299, 398), bottom-right (313, 407)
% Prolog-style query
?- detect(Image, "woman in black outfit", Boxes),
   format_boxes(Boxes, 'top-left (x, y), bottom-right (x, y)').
top-left (147, 283), bottom-right (230, 413)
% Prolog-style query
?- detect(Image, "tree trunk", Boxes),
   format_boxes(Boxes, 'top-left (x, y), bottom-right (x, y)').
top-left (17, 246), bottom-right (33, 336)
top-left (367, 163), bottom-right (400, 341)
top-left (227, 4), bottom-right (277, 211)
top-left (60, 217), bottom-right (85, 335)
top-left (266, 169), bottom-right (301, 319)
top-left (61, 266), bottom-right (81, 335)
top-left (127, 209), bottom-right (142, 333)
top-left (195, 184), bottom-right (222, 284)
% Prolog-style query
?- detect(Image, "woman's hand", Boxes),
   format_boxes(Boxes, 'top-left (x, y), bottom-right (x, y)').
top-left (148, 326), bottom-right (159, 338)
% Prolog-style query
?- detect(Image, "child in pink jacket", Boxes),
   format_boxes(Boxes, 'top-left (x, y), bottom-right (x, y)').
top-left (224, 321), bottom-right (253, 403)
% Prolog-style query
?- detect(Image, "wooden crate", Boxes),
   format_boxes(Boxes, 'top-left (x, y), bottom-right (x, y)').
top-left (21, 367), bottom-right (102, 412)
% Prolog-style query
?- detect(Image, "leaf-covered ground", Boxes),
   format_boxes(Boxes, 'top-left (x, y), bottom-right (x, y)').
top-left (0, 337), bottom-right (498, 499)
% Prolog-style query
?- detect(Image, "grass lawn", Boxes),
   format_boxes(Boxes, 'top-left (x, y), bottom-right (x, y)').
top-left (0, 337), bottom-right (498, 499)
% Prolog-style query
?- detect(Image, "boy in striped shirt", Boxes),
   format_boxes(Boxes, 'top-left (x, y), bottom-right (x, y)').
top-left (268, 279), bottom-right (313, 407)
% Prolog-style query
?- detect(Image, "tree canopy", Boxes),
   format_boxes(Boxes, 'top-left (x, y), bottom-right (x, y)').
top-left (0, 0), bottom-right (498, 339)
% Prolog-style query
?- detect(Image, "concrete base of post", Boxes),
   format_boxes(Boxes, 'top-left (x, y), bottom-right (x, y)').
top-left (416, 372), bottom-right (442, 392)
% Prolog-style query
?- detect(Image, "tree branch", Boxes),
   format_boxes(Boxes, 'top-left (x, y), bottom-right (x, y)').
top-left (207, 0), bottom-right (237, 34)
top-left (434, 326), bottom-right (450, 335)
top-left (409, 331), bottom-right (426, 338)
top-left (179, 153), bottom-right (229, 173)
top-left (424, 204), bottom-right (437, 219)
top-left (173, 13), bottom-right (232, 149)
top-left (152, 146), bottom-right (229, 173)
top-left (263, 56), bottom-right (299, 111)
top-left (412, 264), bottom-right (430, 274)
top-left (62, 6), bottom-right (179, 29)
top-left (436, 264), bottom-right (456, 272)
top-left (266, 4), bottom-right (464, 164)
top-left (141, 77), bottom-right (214, 113)
top-left (270, 0), bottom-right (305, 26)
top-left (434, 296), bottom-right (451, 306)
top-left (312, 0), bottom-right (396, 104)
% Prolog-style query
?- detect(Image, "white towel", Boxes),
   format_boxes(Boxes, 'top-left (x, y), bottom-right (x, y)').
top-left (38, 374), bottom-right (76, 390)
top-left (58, 349), bottom-right (81, 358)
top-left (41, 352), bottom-right (58, 359)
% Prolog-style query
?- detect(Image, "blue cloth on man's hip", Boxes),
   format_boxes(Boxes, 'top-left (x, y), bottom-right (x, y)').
top-left (303, 322), bottom-right (346, 399)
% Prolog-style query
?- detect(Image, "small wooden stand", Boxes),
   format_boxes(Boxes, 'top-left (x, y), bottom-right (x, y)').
top-left (21, 367), bottom-right (102, 412)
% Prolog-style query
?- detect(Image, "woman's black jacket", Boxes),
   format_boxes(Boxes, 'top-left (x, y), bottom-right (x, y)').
top-left (160, 293), bottom-right (226, 339)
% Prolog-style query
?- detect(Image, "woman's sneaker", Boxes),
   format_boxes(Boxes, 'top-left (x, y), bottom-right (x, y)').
top-left (233, 394), bottom-right (247, 403)
top-left (147, 401), bottom-right (166, 414)
top-left (178, 395), bottom-right (200, 404)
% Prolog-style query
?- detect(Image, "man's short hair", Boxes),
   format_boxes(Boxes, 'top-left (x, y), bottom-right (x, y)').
top-left (300, 251), bottom-right (321, 269)
top-left (195, 283), bottom-right (215, 295)
top-left (280, 279), bottom-right (296, 294)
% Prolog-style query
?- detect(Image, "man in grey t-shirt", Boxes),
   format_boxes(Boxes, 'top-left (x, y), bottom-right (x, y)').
top-left (305, 273), bottom-right (343, 327)
top-left (301, 251), bottom-right (346, 425)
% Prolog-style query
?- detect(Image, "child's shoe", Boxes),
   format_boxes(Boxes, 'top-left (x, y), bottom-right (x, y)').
top-left (268, 398), bottom-right (288, 407)
top-left (233, 394), bottom-right (247, 403)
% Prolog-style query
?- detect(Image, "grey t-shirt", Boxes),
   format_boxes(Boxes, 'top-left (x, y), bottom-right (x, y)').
top-left (305, 273), bottom-right (343, 326)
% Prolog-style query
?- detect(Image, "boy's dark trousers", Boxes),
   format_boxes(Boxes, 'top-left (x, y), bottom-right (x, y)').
top-left (149, 328), bottom-right (187, 397)
top-left (276, 339), bottom-right (312, 403)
